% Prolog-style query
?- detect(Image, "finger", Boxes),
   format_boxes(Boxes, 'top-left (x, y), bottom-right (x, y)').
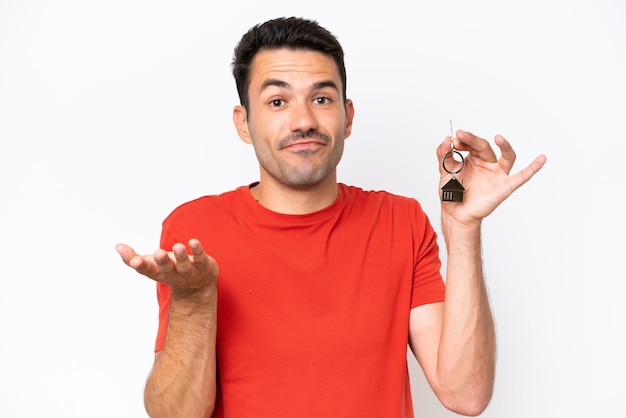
top-left (508, 154), bottom-right (548, 192)
top-left (153, 248), bottom-right (177, 276)
top-left (116, 243), bottom-right (158, 275)
top-left (494, 135), bottom-right (517, 173)
top-left (188, 239), bottom-right (215, 274)
top-left (188, 238), bottom-right (206, 259)
top-left (169, 242), bottom-right (193, 276)
top-left (436, 136), bottom-right (461, 177)
top-left (455, 130), bottom-right (497, 163)
top-left (436, 136), bottom-right (453, 160)
top-left (115, 243), bottom-right (137, 266)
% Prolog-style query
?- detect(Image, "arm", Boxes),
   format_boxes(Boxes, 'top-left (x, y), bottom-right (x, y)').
top-left (409, 131), bottom-right (546, 416)
top-left (409, 221), bottom-right (494, 416)
top-left (116, 239), bottom-right (218, 418)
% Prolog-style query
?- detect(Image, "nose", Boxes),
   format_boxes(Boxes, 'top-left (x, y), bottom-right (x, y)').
top-left (289, 101), bottom-right (319, 133)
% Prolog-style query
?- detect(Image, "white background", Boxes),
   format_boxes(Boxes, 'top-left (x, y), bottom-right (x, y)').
top-left (1, 0), bottom-right (625, 417)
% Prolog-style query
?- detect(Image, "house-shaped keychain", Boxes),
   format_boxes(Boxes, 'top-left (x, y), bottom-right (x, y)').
top-left (441, 121), bottom-right (465, 202)
top-left (441, 177), bottom-right (465, 202)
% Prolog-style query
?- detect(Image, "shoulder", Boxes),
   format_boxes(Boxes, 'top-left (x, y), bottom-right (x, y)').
top-left (339, 184), bottom-right (433, 234)
top-left (340, 183), bottom-right (425, 212)
top-left (162, 185), bottom-right (250, 226)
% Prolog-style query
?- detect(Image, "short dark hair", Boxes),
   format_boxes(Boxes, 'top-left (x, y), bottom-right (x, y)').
top-left (231, 17), bottom-right (347, 111)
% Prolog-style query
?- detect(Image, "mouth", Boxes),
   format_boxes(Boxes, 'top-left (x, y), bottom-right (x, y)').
top-left (281, 141), bottom-right (325, 156)
top-left (283, 139), bottom-right (325, 149)
top-left (278, 132), bottom-right (330, 151)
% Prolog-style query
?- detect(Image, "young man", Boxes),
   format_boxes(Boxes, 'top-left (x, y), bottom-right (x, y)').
top-left (116, 17), bottom-right (546, 418)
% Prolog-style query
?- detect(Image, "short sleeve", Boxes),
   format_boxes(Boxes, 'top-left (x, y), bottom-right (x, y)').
top-left (411, 208), bottom-right (445, 308)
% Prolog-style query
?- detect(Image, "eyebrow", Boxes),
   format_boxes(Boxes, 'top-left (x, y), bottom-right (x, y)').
top-left (259, 79), bottom-right (339, 93)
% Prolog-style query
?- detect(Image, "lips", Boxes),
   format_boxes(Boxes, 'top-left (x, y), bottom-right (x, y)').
top-left (277, 132), bottom-right (330, 150)
top-left (284, 139), bottom-right (324, 148)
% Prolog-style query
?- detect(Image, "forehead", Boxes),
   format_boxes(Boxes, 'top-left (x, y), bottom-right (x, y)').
top-left (249, 48), bottom-right (341, 88)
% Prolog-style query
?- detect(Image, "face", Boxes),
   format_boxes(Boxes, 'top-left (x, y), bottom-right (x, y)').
top-left (233, 48), bottom-right (354, 189)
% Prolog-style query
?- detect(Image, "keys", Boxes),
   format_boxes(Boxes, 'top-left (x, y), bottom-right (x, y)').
top-left (441, 121), bottom-right (465, 202)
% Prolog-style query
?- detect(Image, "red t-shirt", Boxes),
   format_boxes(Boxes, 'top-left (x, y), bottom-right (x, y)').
top-left (155, 183), bottom-right (445, 417)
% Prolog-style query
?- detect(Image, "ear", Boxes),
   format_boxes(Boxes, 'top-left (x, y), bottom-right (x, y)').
top-left (233, 105), bottom-right (252, 144)
top-left (343, 99), bottom-right (355, 139)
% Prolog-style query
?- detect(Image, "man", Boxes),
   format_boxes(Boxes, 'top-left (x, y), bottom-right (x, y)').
top-left (116, 16), bottom-right (546, 418)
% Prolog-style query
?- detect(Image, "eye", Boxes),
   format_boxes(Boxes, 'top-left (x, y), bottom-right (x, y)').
top-left (269, 99), bottom-right (285, 108)
top-left (314, 96), bottom-right (332, 105)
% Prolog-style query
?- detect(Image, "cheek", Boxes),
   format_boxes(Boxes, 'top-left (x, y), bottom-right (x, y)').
top-left (246, 125), bottom-right (275, 155)
top-left (248, 113), bottom-right (282, 141)
top-left (321, 112), bottom-right (348, 136)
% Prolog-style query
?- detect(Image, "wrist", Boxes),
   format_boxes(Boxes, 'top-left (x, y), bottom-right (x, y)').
top-left (441, 212), bottom-right (481, 233)
top-left (171, 282), bottom-right (218, 310)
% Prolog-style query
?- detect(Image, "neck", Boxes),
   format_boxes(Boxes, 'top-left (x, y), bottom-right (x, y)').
top-left (250, 176), bottom-right (339, 215)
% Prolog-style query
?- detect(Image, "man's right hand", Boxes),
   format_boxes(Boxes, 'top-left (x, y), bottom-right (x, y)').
top-left (115, 238), bottom-right (219, 297)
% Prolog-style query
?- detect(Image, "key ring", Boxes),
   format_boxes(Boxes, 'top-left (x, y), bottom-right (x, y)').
top-left (443, 120), bottom-right (464, 175)
top-left (442, 149), bottom-right (464, 175)
top-left (441, 120), bottom-right (466, 202)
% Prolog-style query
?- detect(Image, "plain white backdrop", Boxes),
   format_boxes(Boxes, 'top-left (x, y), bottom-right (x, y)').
top-left (1, 0), bottom-right (624, 417)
